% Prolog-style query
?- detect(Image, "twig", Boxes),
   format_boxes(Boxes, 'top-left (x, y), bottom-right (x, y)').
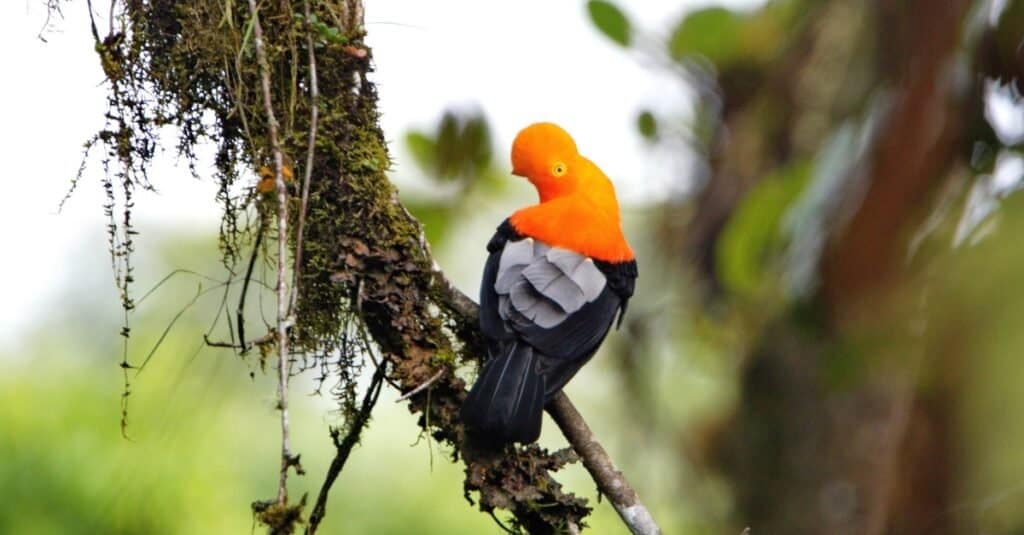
top-left (135, 283), bottom-right (204, 374)
top-left (487, 511), bottom-right (516, 535)
top-left (204, 332), bottom-right (275, 349)
top-left (84, 0), bottom-right (100, 42)
top-left (288, 0), bottom-right (320, 318)
top-left (437, 282), bottom-right (662, 534)
top-left (247, 0), bottom-right (294, 506)
top-left (435, 272), bottom-right (478, 322)
top-left (394, 367), bottom-right (445, 402)
top-left (547, 393), bottom-right (663, 535)
top-left (237, 224), bottom-right (264, 354)
top-left (306, 361), bottom-right (387, 534)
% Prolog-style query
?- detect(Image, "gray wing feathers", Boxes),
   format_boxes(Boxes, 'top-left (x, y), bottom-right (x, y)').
top-left (494, 238), bottom-right (607, 329)
top-left (543, 248), bottom-right (605, 302)
top-left (509, 280), bottom-right (567, 328)
top-left (523, 262), bottom-right (580, 308)
top-left (566, 258), bottom-right (606, 302)
top-left (495, 239), bottom-right (534, 292)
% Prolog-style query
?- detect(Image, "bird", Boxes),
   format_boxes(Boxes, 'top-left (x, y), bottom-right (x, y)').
top-left (460, 122), bottom-right (638, 444)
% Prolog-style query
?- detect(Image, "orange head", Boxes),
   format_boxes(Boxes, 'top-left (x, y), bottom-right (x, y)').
top-left (511, 122), bottom-right (584, 203)
top-left (508, 122), bottom-right (634, 262)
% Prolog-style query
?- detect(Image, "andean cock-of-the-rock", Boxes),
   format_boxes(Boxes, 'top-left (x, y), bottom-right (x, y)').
top-left (460, 122), bottom-right (638, 444)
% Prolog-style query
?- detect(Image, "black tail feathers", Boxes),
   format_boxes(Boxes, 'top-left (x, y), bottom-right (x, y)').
top-left (460, 342), bottom-right (545, 444)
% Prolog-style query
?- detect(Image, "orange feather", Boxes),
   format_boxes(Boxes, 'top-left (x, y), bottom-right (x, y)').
top-left (507, 123), bottom-right (634, 263)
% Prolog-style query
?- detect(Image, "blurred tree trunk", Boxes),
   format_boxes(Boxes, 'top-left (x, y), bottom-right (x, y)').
top-left (691, 1), bottom-right (976, 533)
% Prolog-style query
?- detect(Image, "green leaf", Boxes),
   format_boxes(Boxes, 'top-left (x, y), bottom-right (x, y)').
top-left (403, 201), bottom-right (454, 247)
top-left (404, 131), bottom-right (436, 172)
top-left (636, 110), bottom-right (658, 140)
top-left (668, 7), bottom-right (742, 65)
top-left (406, 111), bottom-right (496, 184)
top-left (435, 112), bottom-right (461, 180)
top-left (716, 161), bottom-right (810, 297)
top-left (587, 0), bottom-right (631, 47)
top-left (462, 116), bottom-right (493, 173)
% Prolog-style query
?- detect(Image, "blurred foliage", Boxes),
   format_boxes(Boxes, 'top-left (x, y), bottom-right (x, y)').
top-left (715, 160), bottom-right (810, 300)
top-left (892, 191), bottom-right (1024, 533)
top-left (405, 111), bottom-right (493, 184)
top-left (636, 110), bottom-right (658, 141)
top-left (400, 109), bottom-right (510, 248)
top-left (586, 0), bottom-right (632, 47)
top-left (983, 0), bottom-right (1024, 91)
top-left (583, 0), bottom-right (1024, 534)
top-left (668, 4), bottom-right (793, 68)
top-left (669, 8), bottom-right (743, 65)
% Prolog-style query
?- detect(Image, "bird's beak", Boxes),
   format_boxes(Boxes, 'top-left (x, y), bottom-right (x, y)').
top-left (511, 166), bottom-right (526, 177)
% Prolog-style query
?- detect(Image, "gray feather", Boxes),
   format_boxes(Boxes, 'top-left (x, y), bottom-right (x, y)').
top-left (509, 280), bottom-right (567, 328)
top-left (546, 248), bottom-right (586, 275)
top-left (495, 238), bottom-right (533, 293)
top-left (570, 258), bottom-right (606, 302)
top-left (523, 262), bottom-right (587, 313)
top-left (494, 238), bottom-right (607, 329)
top-left (522, 262), bottom-right (571, 299)
top-left (497, 238), bottom-right (534, 276)
top-left (495, 264), bottom-right (526, 294)
top-left (529, 301), bottom-right (568, 328)
top-left (531, 239), bottom-right (551, 257)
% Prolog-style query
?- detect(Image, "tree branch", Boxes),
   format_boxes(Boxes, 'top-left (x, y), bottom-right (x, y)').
top-left (306, 361), bottom-right (387, 534)
top-left (237, 223), bottom-right (263, 354)
top-left (548, 394), bottom-right (662, 535)
top-left (288, 0), bottom-right (320, 319)
top-left (394, 367), bottom-right (446, 402)
top-left (247, 0), bottom-right (297, 508)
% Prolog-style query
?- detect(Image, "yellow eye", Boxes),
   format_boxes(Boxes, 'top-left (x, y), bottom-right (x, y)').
top-left (551, 162), bottom-right (567, 177)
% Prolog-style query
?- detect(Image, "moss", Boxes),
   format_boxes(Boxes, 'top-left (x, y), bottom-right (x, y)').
top-left (253, 497), bottom-right (306, 535)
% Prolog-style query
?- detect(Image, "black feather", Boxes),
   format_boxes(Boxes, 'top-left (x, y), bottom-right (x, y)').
top-left (461, 219), bottom-right (638, 444)
top-left (461, 342), bottom-right (545, 444)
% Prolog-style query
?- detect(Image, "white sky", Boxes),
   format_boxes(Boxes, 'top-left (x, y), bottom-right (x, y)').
top-left (0, 0), bottom-right (763, 347)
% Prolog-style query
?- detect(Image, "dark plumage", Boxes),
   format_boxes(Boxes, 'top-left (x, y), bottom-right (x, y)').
top-left (461, 220), bottom-right (637, 444)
